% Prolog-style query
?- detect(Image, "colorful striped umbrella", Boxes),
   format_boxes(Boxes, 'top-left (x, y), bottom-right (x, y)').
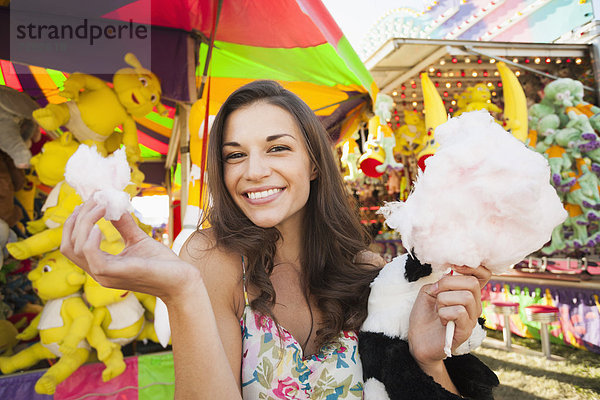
top-left (1, 0), bottom-right (375, 144)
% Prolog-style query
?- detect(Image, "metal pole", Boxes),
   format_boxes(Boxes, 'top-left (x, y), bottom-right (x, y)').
top-left (540, 322), bottom-right (551, 359)
top-left (503, 314), bottom-right (512, 350)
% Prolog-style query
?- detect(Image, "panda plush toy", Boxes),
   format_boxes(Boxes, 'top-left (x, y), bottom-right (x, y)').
top-left (358, 111), bottom-right (567, 399)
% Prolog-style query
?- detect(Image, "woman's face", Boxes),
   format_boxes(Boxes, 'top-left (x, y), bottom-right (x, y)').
top-left (222, 102), bottom-right (316, 231)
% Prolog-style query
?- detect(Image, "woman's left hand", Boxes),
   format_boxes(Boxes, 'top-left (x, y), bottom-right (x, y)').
top-left (407, 264), bottom-right (492, 368)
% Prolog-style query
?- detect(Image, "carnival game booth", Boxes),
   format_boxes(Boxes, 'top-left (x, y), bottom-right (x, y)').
top-left (339, 38), bottom-right (600, 356)
top-left (0, 0), bottom-right (376, 398)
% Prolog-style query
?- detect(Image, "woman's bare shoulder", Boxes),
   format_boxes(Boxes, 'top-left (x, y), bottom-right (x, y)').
top-left (179, 228), bottom-right (242, 288)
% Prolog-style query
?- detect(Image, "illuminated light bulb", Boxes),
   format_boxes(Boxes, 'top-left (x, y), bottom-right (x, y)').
top-left (388, 122), bottom-right (393, 127)
top-left (483, 70), bottom-right (489, 77)
top-left (477, 58), bottom-right (483, 64)
top-left (435, 82), bottom-right (440, 87)
top-left (440, 59), bottom-right (446, 65)
top-left (412, 101), bottom-right (418, 107)
top-left (472, 71), bottom-right (478, 77)
top-left (545, 58), bottom-right (551, 63)
top-left (400, 93), bottom-right (406, 99)
top-left (395, 122), bottom-right (400, 127)
top-left (465, 58), bottom-right (471, 63)
top-left (410, 80), bottom-right (415, 84)
top-left (486, 99), bottom-right (491, 103)
top-left (566, 58), bottom-right (572, 63)
top-left (412, 93), bottom-right (417, 98)
top-left (395, 115), bottom-right (400, 121)
top-left (429, 67), bottom-right (435, 72)
top-left (451, 57), bottom-right (458, 63)
top-left (386, 118), bottom-right (391, 122)
top-left (534, 57), bottom-right (541, 64)
top-left (449, 72), bottom-right (455, 77)
top-left (494, 71), bottom-right (499, 76)
top-left (576, 58), bottom-right (582, 64)
top-left (443, 72), bottom-right (449, 77)
top-left (443, 91), bottom-right (448, 97)
top-left (498, 82), bottom-right (503, 87)
top-left (461, 70), bottom-right (466, 77)
top-left (512, 58), bottom-right (519, 63)
top-left (524, 58), bottom-right (530, 64)
top-left (449, 107), bottom-right (454, 113)
top-left (487, 82), bottom-right (493, 87)
top-left (451, 100), bottom-right (456, 105)
top-left (411, 83), bottom-right (417, 89)
top-left (515, 71), bottom-right (520, 76)
top-left (491, 91), bottom-right (497, 96)
top-left (445, 82), bottom-right (451, 88)
top-left (490, 59), bottom-right (496, 64)
top-left (556, 59), bottom-right (562, 64)
top-left (436, 70), bottom-right (442, 77)
top-left (401, 84), bottom-right (406, 90)
top-left (392, 90), bottom-right (398, 96)
top-left (457, 81), bottom-right (462, 87)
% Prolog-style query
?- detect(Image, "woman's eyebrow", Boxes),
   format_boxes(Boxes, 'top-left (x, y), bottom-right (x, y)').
top-left (266, 133), bottom-right (296, 142)
top-left (223, 134), bottom-right (296, 147)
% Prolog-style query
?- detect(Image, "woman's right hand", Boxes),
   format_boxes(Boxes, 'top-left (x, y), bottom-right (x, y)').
top-left (60, 198), bottom-right (201, 303)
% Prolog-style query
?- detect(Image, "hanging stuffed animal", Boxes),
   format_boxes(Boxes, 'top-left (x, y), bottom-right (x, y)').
top-left (6, 139), bottom-right (123, 260)
top-left (83, 273), bottom-right (161, 382)
top-left (0, 86), bottom-right (41, 169)
top-left (359, 111), bottom-right (566, 400)
top-left (32, 53), bottom-right (165, 190)
top-left (0, 250), bottom-right (92, 395)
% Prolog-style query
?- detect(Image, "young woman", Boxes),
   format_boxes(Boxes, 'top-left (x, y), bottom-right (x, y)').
top-left (61, 80), bottom-right (494, 399)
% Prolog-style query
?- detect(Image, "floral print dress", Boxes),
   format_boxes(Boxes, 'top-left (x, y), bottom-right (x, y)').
top-left (239, 260), bottom-right (364, 399)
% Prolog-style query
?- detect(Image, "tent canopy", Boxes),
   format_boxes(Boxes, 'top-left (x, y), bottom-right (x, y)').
top-left (1, 0), bottom-right (375, 147)
top-left (364, 38), bottom-right (593, 113)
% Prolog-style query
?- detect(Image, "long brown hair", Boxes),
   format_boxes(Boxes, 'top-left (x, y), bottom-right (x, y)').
top-left (201, 80), bottom-right (379, 348)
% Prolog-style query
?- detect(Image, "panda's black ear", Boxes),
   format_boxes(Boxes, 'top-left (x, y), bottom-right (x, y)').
top-left (404, 252), bottom-right (432, 282)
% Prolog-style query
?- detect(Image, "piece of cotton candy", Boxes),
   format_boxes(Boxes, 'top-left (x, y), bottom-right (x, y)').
top-left (379, 110), bottom-right (567, 274)
top-left (65, 145), bottom-right (133, 221)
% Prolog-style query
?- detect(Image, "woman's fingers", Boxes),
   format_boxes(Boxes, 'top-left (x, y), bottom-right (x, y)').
top-left (436, 290), bottom-right (480, 322)
top-left (72, 205), bottom-right (107, 255)
top-left (451, 264), bottom-right (492, 289)
top-left (111, 212), bottom-right (147, 246)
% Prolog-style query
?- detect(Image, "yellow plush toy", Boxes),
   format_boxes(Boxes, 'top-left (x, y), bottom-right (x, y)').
top-left (84, 274), bottom-right (160, 382)
top-left (465, 83), bottom-right (502, 114)
top-left (6, 134), bottom-right (123, 260)
top-left (32, 53), bottom-right (165, 188)
top-left (340, 136), bottom-right (363, 182)
top-left (0, 250), bottom-right (92, 395)
top-left (394, 110), bottom-right (426, 156)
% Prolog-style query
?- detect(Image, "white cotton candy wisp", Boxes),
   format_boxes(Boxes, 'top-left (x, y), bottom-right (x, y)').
top-left (64, 145), bottom-right (133, 221)
top-left (379, 110), bottom-right (567, 274)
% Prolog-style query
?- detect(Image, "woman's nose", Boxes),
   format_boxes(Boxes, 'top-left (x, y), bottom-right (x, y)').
top-left (244, 153), bottom-right (271, 180)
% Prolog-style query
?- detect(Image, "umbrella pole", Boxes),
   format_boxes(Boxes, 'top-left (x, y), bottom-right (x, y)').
top-left (179, 104), bottom-right (191, 223)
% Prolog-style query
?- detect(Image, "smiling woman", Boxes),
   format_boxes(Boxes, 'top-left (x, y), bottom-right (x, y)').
top-left (60, 80), bottom-right (495, 399)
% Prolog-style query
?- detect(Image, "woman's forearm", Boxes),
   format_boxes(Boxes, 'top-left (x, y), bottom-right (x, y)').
top-left (166, 280), bottom-right (242, 400)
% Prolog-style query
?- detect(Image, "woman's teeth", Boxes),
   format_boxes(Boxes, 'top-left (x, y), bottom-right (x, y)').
top-left (247, 188), bottom-right (282, 200)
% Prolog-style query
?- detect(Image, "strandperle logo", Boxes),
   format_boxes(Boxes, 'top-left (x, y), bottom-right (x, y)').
top-left (14, 18), bottom-right (149, 46)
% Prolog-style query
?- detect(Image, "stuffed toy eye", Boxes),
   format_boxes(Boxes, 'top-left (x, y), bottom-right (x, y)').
top-left (139, 77), bottom-right (148, 86)
top-left (42, 265), bottom-right (52, 273)
top-left (151, 94), bottom-right (157, 103)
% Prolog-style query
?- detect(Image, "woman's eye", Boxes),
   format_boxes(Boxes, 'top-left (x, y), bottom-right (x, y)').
top-left (224, 152), bottom-right (244, 161)
top-left (269, 145), bottom-right (290, 153)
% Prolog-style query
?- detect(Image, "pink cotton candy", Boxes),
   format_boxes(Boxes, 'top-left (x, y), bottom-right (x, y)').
top-left (64, 145), bottom-right (133, 220)
top-left (379, 110), bottom-right (567, 274)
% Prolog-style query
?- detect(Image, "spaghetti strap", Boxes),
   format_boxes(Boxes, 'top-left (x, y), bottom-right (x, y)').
top-left (242, 255), bottom-right (249, 306)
